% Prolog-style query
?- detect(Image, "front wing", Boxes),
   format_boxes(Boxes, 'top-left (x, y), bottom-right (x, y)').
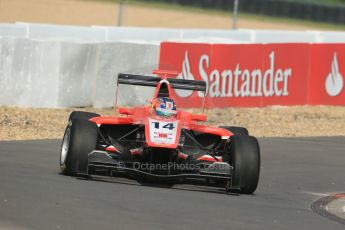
top-left (87, 150), bottom-right (239, 191)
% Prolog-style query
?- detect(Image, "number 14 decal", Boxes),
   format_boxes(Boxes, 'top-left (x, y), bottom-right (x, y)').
top-left (152, 122), bottom-right (175, 130)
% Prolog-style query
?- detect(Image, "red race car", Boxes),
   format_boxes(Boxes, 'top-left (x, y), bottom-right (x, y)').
top-left (59, 70), bottom-right (260, 194)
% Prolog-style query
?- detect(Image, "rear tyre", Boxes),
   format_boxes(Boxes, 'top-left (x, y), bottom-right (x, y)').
top-left (227, 135), bottom-right (260, 194)
top-left (219, 126), bottom-right (249, 136)
top-left (68, 111), bottom-right (100, 121)
top-left (60, 118), bottom-right (99, 176)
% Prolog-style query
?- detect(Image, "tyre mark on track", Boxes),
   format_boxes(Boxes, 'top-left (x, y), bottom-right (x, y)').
top-left (311, 193), bottom-right (345, 225)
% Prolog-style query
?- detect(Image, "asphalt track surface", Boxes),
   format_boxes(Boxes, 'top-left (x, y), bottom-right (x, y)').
top-left (0, 137), bottom-right (344, 230)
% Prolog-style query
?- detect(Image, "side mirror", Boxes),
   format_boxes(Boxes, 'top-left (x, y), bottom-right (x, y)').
top-left (119, 107), bottom-right (134, 116)
top-left (191, 114), bottom-right (207, 122)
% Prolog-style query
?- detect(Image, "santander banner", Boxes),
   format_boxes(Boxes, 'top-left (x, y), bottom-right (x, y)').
top-left (159, 42), bottom-right (345, 108)
top-left (309, 44), bottom-right (345, 105)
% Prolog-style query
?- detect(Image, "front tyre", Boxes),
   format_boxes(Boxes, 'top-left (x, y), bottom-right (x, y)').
top-left (227, 135), bottom-right (260, 194)
top-left (60, 118), bottom-right (98, 176)
top-left (68, 111), bottom-right (100, 121)
top-left (219, 126), bottom-right (249, 136)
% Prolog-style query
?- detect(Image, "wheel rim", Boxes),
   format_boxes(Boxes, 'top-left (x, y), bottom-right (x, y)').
top-left (60, 128), bottom-right (71, 165)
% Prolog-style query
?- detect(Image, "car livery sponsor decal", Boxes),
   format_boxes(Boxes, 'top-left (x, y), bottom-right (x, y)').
top-left (149, 119), bottom-right (179, 145)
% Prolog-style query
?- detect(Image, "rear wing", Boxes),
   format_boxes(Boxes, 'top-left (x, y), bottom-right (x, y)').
top-left (118, 73), bottom-right (207, 92)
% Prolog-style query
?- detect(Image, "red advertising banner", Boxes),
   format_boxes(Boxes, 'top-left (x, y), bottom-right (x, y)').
top-left (159, 43), bottom-right (212, 107)
top-left (261, 44), bottom-right (310, 106)
top-left (308, 44), bottom-right (345, 105)
top-left (159, 42), bottom-right (345, 108)
top-left (206, 44), bottom-right (264, 107)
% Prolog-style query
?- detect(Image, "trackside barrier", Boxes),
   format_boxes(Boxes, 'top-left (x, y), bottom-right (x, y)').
top-left (92, 42), bottom-right (160, 108)
top-left (0, 37), bottom-right (61, 107)
top-left (159, 42), bottom-right (345, 107)
top-left (0, 37), bottom-right (159, 108)
top-left (2, 23), bottom-right (345, 43)
top-left (1, 23), bottom-right (345, 108)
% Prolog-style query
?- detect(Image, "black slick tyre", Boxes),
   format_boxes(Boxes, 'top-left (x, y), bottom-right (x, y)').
top-left (68, 111), bottom-right (100, 121)
top-left (219, 126), bottom-right (249, 136)
top-left (227, 135), bottom-right (260, 194)
top-left (60, 118), bottom-right (98, 176)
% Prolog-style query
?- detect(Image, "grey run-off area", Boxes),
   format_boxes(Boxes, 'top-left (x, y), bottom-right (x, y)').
top-left (0, 137), bottom-right (344, 229)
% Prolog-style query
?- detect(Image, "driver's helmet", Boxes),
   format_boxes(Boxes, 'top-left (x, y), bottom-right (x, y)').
top-left (152, 97), bottom-right (177, 117)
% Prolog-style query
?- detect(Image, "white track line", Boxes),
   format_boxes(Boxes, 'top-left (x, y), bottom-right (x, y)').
top-left (303, 191), bottom-right (329, 197)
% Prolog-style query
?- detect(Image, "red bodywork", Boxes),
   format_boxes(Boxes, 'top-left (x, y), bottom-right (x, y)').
top-left (90, 71), bottom-right (233, 149)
